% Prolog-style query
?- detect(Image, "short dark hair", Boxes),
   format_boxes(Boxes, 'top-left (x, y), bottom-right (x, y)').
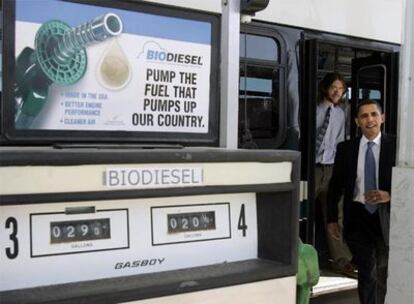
top-left (318, 72), bottom-right (346, 103)
top-left (356, 99), bottom-right (383, 117)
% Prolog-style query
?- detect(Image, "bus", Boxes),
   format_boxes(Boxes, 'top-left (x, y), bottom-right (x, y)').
top-left (0, 0), bottom-right (403, 303)
top-left (147, 0), bottom-right (402, 297)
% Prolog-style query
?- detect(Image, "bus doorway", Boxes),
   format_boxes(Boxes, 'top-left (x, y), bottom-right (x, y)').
top-left (301, 37), bottom-right (399, 273)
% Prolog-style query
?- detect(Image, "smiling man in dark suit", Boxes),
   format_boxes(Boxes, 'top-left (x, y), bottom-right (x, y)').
top-left (327, 99), bottom-right (396, 304)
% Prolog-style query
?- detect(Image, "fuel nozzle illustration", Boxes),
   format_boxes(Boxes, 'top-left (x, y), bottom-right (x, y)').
top-left (15, 13), bottom-right (123, 128)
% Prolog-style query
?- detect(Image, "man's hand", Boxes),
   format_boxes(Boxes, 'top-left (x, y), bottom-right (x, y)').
top-left (327, 223), bottom-right (341, 241)
top-left (364, 190), bottom-right (390, 204)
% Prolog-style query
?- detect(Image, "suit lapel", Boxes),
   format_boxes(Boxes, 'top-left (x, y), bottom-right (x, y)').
top-left (379, 134), bottom-right (390, 189)
top-left (350, 137), bottom-right (360, 188)
top-left (378, 134), bottom-right (393, 245)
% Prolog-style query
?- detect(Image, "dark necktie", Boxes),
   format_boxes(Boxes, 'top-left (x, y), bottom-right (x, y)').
top-left (315, 107), bottom-right (331, 154)
top-left (365, 141), bottom-right (378, 213)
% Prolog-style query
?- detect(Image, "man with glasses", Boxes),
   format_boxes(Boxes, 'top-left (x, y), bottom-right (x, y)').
top-left (315, 72), bottom-right (355, 277)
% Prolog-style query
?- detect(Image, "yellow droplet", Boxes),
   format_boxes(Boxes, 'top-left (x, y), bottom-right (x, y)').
top-left (97, 38), bottom-right (131, 90)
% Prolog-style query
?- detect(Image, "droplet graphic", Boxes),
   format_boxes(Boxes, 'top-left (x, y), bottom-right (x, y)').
top-left (97, 38), bottom-right (131, 90)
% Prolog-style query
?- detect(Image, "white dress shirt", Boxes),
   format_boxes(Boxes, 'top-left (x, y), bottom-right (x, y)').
top-left (353, 132), bottom-right (381, 204)
top-left (315, 102), bottom-right (345, 164)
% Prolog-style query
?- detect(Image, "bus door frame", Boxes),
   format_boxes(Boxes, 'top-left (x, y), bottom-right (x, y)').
top-left (351, 53), bottom-right (399, 137)
top-left (300, 33), bottom-right (399, 245)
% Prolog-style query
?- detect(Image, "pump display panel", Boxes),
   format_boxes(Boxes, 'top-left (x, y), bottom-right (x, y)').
top-left (0, 147), bottom-right (300, 303)
top-left (1, 194), bottom-right (257, 291)
top-left (152, 203), bottom-right (230, 244)
top-left (30, 209), bottom-right (128, 256)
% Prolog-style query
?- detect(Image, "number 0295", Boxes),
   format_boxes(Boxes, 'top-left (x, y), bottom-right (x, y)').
top-left (50, 218), bottom-right (110, 243)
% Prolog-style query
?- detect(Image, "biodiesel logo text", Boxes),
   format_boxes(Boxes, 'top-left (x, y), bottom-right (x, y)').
top-left (146, 50), bottom-right (202, 66)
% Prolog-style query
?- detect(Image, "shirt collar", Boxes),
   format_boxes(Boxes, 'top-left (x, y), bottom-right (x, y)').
top-left (321, 100), bottom-right (333, 109)
top-left (361, 132), bottom-right (382, 147)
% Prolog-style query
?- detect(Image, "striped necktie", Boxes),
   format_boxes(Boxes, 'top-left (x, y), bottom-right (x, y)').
top-left (315, 107), bottom-right (331, 154)
top-left (365, 141), bottom-right (378, 213)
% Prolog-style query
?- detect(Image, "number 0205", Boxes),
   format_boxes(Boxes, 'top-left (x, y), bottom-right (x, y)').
top-left (167, 211), bottom-right (215, 233)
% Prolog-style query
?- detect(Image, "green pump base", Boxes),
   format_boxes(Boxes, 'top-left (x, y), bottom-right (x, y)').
top-left (297, 239), bottom-right (320, 304)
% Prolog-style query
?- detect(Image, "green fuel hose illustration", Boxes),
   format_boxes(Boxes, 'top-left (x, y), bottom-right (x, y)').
top-left (15, 13), bottom-right (123, 128)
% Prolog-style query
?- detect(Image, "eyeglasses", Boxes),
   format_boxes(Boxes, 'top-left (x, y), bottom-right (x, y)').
top-left (329, 85), bottom-right (346, 93)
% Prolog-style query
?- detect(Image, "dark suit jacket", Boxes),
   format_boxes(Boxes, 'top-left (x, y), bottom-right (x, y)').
top-left (327, 134), bottom-right (396, 246)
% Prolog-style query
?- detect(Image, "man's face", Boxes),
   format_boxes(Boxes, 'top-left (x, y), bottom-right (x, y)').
top-left (325, 79), bottom-right (345, 105)
top-left (355, 104), bottom-right (384, 140)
